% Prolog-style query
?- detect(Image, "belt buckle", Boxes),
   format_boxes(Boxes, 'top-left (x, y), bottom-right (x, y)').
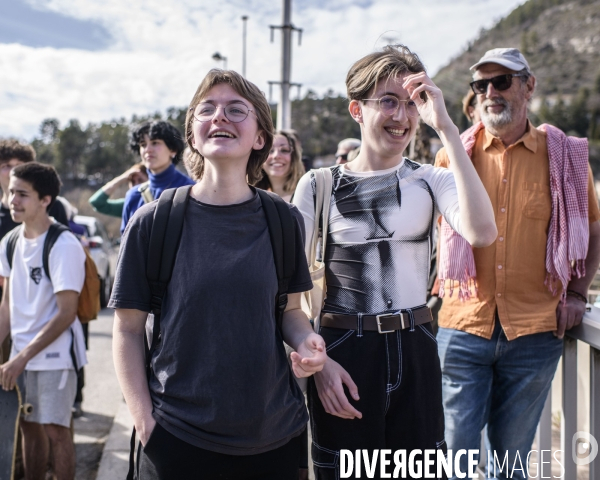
top-left (375, 313), bottom-right (396, 334)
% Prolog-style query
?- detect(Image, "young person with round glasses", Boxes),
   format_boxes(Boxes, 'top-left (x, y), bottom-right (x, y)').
top-left (110, 69), bottom-right (327, 479)
top-left (293, 44), bottom-right (497, 479)
top-left (255, 130), bottom-right (305, 202)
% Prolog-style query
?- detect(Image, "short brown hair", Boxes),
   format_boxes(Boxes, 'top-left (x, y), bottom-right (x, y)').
top-left (346, 44), bottom-right (426, 101)
top-left (254, 130), bottom-right (305, 194)
top-left (184, 69), bottom-right (274, 184)
top-left (0, 139), bottom-right (36, 163)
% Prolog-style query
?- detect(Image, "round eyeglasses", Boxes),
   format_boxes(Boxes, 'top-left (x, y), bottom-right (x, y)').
top-left (191, 103), bottom-right (256, 123)
top-left (362, 95), bottom-right (419, 118)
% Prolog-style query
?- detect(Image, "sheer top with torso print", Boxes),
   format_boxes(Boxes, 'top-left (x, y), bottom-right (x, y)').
top-left (293, 159), bottom-right (464, 315)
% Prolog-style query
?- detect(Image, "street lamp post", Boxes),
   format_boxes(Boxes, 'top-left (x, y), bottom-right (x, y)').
top-left (241, 16), bottom-right (248, 77)
top-left (212, 52), bottom-right (227, 70)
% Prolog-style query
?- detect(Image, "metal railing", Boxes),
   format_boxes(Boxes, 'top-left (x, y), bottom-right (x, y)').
top-left (534, 307), bottom-right (600, 479)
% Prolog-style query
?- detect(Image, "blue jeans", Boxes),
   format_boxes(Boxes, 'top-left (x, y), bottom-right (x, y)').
top-left (437, 322), bottom-right (563, 480)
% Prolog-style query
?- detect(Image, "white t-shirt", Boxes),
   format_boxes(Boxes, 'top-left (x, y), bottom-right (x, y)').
top-left (0, 225), bottom-right (88, 371)
top-left (293, 159), bottom-right (464, 314)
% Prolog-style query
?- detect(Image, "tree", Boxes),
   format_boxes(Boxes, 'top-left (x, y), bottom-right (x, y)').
top-left (56, 120), bottom-right (88, 180)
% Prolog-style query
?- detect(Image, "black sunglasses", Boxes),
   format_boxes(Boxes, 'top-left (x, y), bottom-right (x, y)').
top-left (470, 73), bottom-right (528, 95)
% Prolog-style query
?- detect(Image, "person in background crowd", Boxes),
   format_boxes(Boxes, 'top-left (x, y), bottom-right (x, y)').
top-left (334, 138), bottom-right (361, 165)
top-left (435, 47), bottom-right (600, 480)
top-left (254, 130), bottom-right (309, 479)
top-left (0, 139), bottom-right (69, 364)
top-left (462, 90), bottom-right (481, 125)
top-left (346, 146), bottom-right (360, 163)
top-left (254, 130), bottom-right (305, 202)
top-left (111, 69), bottom-right (326, 479)
top-left (0, 163), bottom-right (87, 480)
top-left (120, 121), bottom-right (194, 233)
top-left (293, 44), bottom-right (497, 479)
top-left (89, 163), bottom-right (148, 218)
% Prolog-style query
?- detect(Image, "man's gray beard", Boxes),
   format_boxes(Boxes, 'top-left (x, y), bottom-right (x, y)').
top-left (481, 99), bottom-right (513, 129)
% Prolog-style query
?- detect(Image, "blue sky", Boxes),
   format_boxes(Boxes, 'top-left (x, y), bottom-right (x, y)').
top-left (0, 0), bottom-right (525, 139)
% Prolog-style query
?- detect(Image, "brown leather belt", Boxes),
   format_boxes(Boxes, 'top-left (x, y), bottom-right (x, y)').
top-left (320, 307), bottom-right (433, 334)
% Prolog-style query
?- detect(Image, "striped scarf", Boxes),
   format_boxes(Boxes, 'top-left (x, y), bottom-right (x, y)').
top-left (438, 122), bottom-right (589, 301)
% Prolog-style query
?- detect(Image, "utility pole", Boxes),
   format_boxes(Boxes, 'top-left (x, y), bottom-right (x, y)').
top-left (269, 0), bottom-right (302, 130)
top-left (241, 16), bottom-right (248, 77)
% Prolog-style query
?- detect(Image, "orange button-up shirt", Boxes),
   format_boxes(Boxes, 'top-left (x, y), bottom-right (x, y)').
top-left (435, 122), bottom-right (600, 340)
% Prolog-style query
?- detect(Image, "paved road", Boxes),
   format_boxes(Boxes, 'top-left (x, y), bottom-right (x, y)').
top-left (74, 308), bottom-right (123, 480)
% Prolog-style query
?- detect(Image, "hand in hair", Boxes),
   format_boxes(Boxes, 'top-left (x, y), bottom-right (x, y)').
top-left (402, 72), bottom-right (454, 134)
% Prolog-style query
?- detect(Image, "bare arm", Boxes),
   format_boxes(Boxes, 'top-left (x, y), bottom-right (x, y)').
top-left (113, 308), bottom-right (155, 445)
top-left (1, 289), bottom-right (78, 390)
top-left (281, 292), bottom-right (326, 378)
top-left (0, 279), bottom-right (10, 347)
top-left (101, 167), bottom-right (141, 197)
top-left (403, 73), bottom-right (497, 247)
top-left (556, 220), bottom-right (600, 338)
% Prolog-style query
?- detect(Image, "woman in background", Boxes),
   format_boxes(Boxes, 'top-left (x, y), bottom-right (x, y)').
top-left (255, 130), bottom-right (305, 202)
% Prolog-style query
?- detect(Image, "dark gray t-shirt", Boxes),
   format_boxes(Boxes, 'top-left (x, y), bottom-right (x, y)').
top-left (108, 189), bottom-right (313, 455)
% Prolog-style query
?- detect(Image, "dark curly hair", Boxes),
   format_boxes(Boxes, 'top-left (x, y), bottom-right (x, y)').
top-left (129, 121), bottom-right (185, 165)
top-left (11, 162), bottom-right (61, 211)
top-left (0, 139), bottom-right (36, 163)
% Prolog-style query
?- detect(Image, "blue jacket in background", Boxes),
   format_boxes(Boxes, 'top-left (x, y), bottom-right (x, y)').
top-left (120, 164), bottom-right (195, 234)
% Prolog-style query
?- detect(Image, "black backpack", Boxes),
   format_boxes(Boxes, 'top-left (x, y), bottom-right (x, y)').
top-left (127, 185), bottom-right (296, 479)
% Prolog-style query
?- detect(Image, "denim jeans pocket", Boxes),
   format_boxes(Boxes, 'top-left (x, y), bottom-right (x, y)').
top-left (418, 323), bottom-right (437, 345)
top-left (320, 327), bottom-right (355, 354)
top-left (312, 441), bottom-right (339, 470)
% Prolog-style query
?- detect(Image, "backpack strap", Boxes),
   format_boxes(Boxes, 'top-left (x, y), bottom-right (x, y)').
top-left (145, 185), bottom-right (192, 372)
top-left (256, 189), bottom-right (296, 336)
top-left (5, 225), bottom-right (23, 270)
top-left (42, 223), bottom-right (70, 281)
top-left (128, 185), bottom-right (191, 480)
top-left (138, 181), bottom-right (154, 204)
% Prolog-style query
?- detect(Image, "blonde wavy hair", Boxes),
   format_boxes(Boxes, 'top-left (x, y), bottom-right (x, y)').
top-left (184, 69), bottom-right (274, 184)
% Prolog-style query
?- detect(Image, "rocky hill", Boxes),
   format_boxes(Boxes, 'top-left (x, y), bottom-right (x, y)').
top-left (434, 0), bottom-right (600, 128)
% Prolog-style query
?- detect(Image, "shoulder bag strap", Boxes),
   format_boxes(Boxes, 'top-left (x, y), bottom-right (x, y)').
top-left (256, 189), bottom-right (295, 336)
top-left (128, 185), bottom-right (191, 480)
top-left (319, 168), bottom-right (333, 262)
top-left (42, 223), bottom-right (69, 281)
top-left (146, 185), bottom-right (192, 361)
top-left (307, 169), bottom-right (324, 265)
top-left (139, 181), bottom-right (154, 204)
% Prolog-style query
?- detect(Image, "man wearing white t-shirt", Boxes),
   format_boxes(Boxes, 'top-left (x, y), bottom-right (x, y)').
top-left (0, 162), bottom-right (86, 480)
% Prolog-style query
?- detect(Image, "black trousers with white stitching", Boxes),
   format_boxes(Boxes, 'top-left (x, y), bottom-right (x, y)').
top-left (308, 322), bottom-right (447, 480)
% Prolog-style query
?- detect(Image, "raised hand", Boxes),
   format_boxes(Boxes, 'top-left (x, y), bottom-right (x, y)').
top-left (402, 72), bottom-right (454, 134)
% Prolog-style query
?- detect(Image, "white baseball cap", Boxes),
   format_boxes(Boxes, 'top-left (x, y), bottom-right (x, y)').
top-left (470, 48), bottom-right (531, 74)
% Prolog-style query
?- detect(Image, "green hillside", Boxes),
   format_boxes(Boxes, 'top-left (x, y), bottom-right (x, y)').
top-left (434, 0), bottom-right (600, 132)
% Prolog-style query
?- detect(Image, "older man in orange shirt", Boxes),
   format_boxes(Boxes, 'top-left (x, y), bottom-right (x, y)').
top-left (435, 48), bottom-right (600, 479)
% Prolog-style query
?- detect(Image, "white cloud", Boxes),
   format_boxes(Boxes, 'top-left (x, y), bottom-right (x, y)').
top-left (0, 0), bottom-right (525, 139)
